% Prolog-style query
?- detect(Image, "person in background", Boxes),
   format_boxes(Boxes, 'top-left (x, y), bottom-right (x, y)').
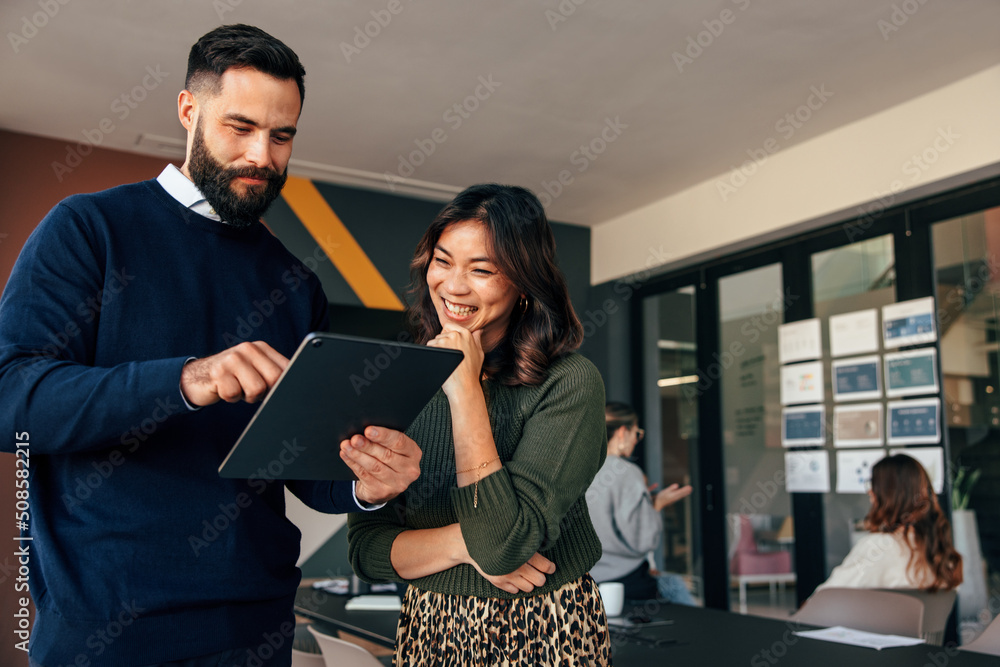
top-left (0, 25), bottom-right (419, 667)
top-left (816, 453), bottom-right (962, 591)
top-left (347, 183), bottom-right (611, 665)
top-left (587, 401), bottom-right (697, 606)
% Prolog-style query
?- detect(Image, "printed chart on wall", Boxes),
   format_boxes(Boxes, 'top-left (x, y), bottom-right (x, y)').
top-left (778, 318), bottom-right (822, 364)
top-left (884, 349), bottom-right (939, 398)
top-left (832, 355), bottom-right (882, 402)
top-left (785, 450), bottom-right (830, 493)
top-left (887, 398), bottom-right (941, 445)
top-left (882, 297), bottom-right (937, 348)
top-left (829, 309), bottom-right (880, 358)
top-left (780, 361), bottom-right (824, 405)
top-left (781, 405), bottom-right (825, 447)
top-left (833, 403), bottom-right (883, 448)
top-left (836, 449), bottom-right (886, 493)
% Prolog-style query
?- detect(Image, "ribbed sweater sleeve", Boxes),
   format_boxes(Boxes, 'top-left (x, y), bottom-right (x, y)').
top-left (348, 497), bottom-right (408, 583)
top-left (0, 201), bottom-right (191, 456)
top-left (452, 355), bottom-right (607, 575)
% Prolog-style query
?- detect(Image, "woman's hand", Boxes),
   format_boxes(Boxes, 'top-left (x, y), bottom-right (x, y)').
top-left (653, 483), bottom-right (693, 511)
top-left (468, 552), bottom-right (556, 595)
top-left (427, 323), bottom-right (485, 398)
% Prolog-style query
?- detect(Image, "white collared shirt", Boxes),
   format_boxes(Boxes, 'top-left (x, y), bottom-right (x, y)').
top-left (156, 164), bottom-right (222, 222)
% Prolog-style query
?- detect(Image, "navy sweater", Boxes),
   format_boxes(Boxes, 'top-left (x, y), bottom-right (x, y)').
top-left (0, 180), bottom-right (355, 665)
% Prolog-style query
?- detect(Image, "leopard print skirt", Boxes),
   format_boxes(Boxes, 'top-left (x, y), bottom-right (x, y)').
top-left (393, 574), bottom-right (611, 666)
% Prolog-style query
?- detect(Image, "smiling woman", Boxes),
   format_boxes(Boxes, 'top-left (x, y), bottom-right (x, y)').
top-left (425, 220), bottom-right (520, 354)
top-left (407, 183), bottom-right (584, 385)
top-left (347, 184), bottom-right (611, 666)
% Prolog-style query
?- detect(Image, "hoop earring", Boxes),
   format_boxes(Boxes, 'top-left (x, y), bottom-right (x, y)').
top-left (519, 296), bottom-right (529, 314)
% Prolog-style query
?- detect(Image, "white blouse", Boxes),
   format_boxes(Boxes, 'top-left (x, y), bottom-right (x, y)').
top-left (816, 532), bottom-right (935, 591)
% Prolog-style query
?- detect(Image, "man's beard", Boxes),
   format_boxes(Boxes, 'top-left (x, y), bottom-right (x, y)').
top-left (187, 122), bottom-right (287, 229)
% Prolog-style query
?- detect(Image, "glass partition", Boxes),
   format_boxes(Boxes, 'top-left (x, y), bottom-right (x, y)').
top-left (643, 287), bottom-right (701, 602)
top-left (718, 264), bottom-right (793, 617)
top-left (810, 235), bottom-right (896, 578)
top-left (932, 206), bottom-right (1000, 641)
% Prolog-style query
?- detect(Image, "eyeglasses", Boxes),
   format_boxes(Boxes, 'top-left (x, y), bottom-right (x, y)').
top-left (635, 427), bottom-right (645, 442)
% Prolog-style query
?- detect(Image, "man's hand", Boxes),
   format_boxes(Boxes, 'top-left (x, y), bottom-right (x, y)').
top-left (469, 552), bottom-right (556, 595)
top-left (340, 426), bottom-right (421, 505)
top-left (653, 483), bottom-right (693, 511)
top-left (180, 341), bottom-right (288, 406)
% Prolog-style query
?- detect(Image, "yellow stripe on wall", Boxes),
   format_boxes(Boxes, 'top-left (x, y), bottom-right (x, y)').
top-left (281, 176), bottom-right (405, 311)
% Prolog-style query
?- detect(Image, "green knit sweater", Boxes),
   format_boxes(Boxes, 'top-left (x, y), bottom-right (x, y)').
top-left (348, 353), bottom-right (606, 599)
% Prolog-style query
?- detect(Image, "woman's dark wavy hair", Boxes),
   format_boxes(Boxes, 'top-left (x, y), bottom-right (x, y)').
top-left (407, 183), bottom-right (583, 386)
top-left (865, 454), bottom-right (963, 591)
top-left (186, 24), bottom-right (306, 105)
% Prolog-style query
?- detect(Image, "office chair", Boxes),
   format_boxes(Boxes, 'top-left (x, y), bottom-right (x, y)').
top-left (877, 588), bottom-right (956, 645)
top-left (307, 624), bottom-right (385, 667)
top-left (960, 614), bottom-right (1000, 656)
top-left (291, 648), bottom-right (326, 667)
top-left (791, 588), bottom-right (924, 638)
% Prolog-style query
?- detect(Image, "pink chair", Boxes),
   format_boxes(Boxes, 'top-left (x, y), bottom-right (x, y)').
top-left (731, 515), bottom-right (794, 613)
top-left (731, 515), bottom-right (792, 576)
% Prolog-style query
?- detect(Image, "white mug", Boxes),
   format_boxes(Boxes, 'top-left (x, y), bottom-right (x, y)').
top-left (598, 582), bottom-right (625, 617)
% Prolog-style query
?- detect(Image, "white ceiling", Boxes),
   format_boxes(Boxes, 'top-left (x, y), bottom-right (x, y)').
top-left (2, 0), bottom-right (998, 226)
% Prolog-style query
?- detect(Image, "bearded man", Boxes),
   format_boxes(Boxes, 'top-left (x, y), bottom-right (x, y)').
top-left (0, 24), bottom-right (420, 667)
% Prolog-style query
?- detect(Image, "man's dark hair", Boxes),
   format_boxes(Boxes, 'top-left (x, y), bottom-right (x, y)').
top-left (186, 24), bottom-right (305, 105)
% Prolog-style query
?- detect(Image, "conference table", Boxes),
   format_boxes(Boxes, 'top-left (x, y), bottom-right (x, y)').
top-left (294, 586), bottom-right (997, 665)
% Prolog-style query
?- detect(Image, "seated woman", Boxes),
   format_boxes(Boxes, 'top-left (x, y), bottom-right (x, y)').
top-left (817, 453), bottom-right (962, 591)
top-left (346, 184), bottom-right (610, 665)
top-left (586, 402), bottom-right (696, 605)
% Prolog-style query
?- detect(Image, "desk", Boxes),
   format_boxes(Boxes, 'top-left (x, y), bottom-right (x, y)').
top-left (294, 586), bottom-right (997, 665)
top-left (295, 586), bottom-right (398, 649)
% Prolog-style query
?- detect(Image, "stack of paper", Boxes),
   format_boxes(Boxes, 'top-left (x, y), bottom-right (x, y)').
top-left (794, 626), bottom-right (925, 650)
top-left (311, 578), bottom-right (350, 595)
top-left (345, 595), bottom-right (402, 611)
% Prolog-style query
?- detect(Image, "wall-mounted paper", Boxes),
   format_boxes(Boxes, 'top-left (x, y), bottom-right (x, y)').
top-left (882, 297), bottom-right (937, 348)
top-left (884, 348), bottom-right (939, 398)
top-left (833, 403), bottom-right (883, 448)
top-left (836, 449), bottom-right (887, 494)
top-left (782, 405), bottom-right (826, 447)
top-left (779, 318), bottom-right (822, 364)
top-left (785, 450), bottom-right (830, 493)
top-left (832, 355), bottom-right (882, 402)
top-left (829, 309), bottom-right (879, 358)
top-left (888, 446), bottom-right (945, 494)
top-left (887, 398), bottom-right (941, 445)
top-left (780, 361), bottom-right (824, 405)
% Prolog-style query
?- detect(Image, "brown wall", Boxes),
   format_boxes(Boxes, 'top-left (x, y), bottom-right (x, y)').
top-left (0, 129), bottom-right (168, 667)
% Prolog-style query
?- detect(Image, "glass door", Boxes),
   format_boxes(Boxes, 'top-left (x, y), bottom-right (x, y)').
top-left (932, 206), bottom-right (1000, 642)
top-left (808, 234), bottom-right (897, 583)
top-left (716, 263), bottom-right (795, 617)
top-left (640, 285), bottom-right (701, 603)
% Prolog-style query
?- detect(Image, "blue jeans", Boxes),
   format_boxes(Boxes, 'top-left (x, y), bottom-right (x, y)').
top-left (655, 573), bottom-right (697, 606)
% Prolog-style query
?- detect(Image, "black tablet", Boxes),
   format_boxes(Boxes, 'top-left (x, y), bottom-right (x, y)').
top-left (218, 332), bottom-right (463, 480)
